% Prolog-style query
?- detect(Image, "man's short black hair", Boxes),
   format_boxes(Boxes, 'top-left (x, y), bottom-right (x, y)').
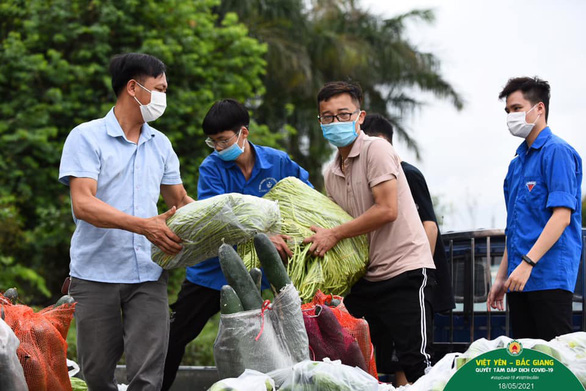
top-left (202, 99), bottom-right (250, 135)
top-left (362, 113), bottom-right (394, 144)
top-left (109, 53), bottom-right (166, 97)
top-left (317, 81), bottom-right (363, 109)
top-left (498, 76), bottom-right (550, 121)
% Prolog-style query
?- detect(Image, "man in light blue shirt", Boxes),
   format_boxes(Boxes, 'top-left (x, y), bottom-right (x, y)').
top-left (59, 53), bottom-right (194, 390)
top-left (162, 99), bottom-right (311, 390)
top-left (487, 77), bottom-right (582, 340)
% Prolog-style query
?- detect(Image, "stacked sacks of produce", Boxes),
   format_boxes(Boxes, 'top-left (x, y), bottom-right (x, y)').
top-left (208, 359), bottom-right (395, 391)
top-left (152, 193), bottom-right (281, 269)
top-left (302, 290), bottom-right (377, 379)
top-left (238, 177), bottom-right (369, 302)
top-left (1, 289), bottom-right (76, 391)
top-left (214, 234), bottom-right (309, 379)
top-left (0, 315), bottom-right (27, 391)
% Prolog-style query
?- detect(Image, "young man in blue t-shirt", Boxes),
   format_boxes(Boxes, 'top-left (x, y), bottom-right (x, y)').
top-left (162, 99), bottom-right (312, 390)
top-left (487, 77), bottom-right (582, 340)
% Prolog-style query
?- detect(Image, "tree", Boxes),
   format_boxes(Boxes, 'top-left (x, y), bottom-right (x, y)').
top-left (0, 0), bottom-right (267, 303)
top-left (217, 0), bottom-right (463, 189)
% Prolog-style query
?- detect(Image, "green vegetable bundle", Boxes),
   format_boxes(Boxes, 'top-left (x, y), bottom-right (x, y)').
top-left (152, 193), bottom-right (281, 269)
top-left (238, 177), bottom-right (368, 302)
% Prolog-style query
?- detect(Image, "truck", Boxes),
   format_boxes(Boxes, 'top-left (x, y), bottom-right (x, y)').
top-left (433, 228), bottom-right (585, 359)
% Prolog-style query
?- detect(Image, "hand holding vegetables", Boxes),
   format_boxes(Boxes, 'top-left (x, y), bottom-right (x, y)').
top-left (141, 206), bottom-right (183, 256)
top-left (302, 225), bottom-right (339, 258)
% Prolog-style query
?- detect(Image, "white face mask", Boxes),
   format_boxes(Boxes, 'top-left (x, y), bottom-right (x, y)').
top-left (507, 104), bottom-right (540, 138)
top-left (134, 82), bottom-right (167, 122)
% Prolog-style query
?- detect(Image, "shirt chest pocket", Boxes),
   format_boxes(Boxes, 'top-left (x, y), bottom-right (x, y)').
top-left (519, 177), bottom-right (547, 210)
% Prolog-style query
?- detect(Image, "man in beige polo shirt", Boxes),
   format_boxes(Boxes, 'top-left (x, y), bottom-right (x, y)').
top-left (303, 81), bottom-right (436, 385)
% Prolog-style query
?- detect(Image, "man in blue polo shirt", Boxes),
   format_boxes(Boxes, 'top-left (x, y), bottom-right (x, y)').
top-left (162, 98), bottom-right (312, 390)
top-left (59, 53), bottom-right (194, 390)
top-left (487, 76), bottom-right (582, 340)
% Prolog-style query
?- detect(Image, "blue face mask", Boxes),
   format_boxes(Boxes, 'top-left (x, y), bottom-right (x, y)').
top-left (321, 120), bottom-right (359, 147)
top-left (216, 132), bottom-right (245, 161)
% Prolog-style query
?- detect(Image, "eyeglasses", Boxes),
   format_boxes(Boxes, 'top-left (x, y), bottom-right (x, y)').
top-left (317, 110), bottom-right (360, 124)
top-left (205, 130), bottom-right (241, 148)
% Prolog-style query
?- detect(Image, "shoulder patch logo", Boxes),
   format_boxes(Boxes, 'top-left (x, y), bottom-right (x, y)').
top-left (526, 181), bottom-right (536, 192)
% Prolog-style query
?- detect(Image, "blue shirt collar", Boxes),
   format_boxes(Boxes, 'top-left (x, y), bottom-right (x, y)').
top-left (105, 108), bottom-right (155, 145)
top-left (515, 126), bottom-right (552, 156)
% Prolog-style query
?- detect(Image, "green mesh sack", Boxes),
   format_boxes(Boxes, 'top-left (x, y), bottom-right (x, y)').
top-left (238, 177), bottom-right (368, 302)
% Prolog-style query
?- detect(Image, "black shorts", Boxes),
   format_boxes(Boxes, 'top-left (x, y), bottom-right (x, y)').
top-left (344, 268), bottom-right (436, 383)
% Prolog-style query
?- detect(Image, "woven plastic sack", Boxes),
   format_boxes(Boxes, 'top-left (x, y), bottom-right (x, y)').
top-left (303, 304), bottom-right (367, 372)
top-left (268, 359), bottom-right (387, 391)
top-left (152, 193), bottom-right (281, 269)
top-left (0, 317), bottom-right (28, 391)
top-left (208, 369), bottom-right (275, 391)
top-left (1, 295), bottom-right (75, 391)
top-left (213, 284), bottom-right (309, 379)
top-left (302, 290), bottom-right (377, 378)
top-left (238, 177), bottom-right (369, 302)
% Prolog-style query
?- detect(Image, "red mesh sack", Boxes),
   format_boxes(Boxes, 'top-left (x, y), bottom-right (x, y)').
top-left (302, 290), bottom-right (377, 379)
top-left (1, 294), bottom-right (76, 391)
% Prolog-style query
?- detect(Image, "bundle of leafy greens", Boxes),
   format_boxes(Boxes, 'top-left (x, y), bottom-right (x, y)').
top-left (152, 193), bottom-right (281, 269)
top-left (238, 177), bottom-right (369, 302)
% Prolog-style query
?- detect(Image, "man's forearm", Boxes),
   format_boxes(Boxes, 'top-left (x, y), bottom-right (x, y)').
top-left (332, 203), bottom-right (396, 241)
top-left (73, 194), bottom-right (147, 234)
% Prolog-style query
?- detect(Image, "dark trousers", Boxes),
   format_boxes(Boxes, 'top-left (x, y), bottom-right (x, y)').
top-left (344, 268), bottom-right (435, 383)
top-left (507, 289), bottom-right (573, 340)
top-left (69, 272), bottom-right (169, 391)
top-left (162, 280), bottom-right (220, 391)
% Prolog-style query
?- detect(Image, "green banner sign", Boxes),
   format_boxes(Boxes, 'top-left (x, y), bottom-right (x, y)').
top-left (445, 341), bottom-right (584, 390)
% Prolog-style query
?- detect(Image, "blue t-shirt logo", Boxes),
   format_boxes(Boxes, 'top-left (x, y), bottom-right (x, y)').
top-left (259, 177), bottom-right (277, 193)
top-left (526, 181), bottom-right (536, 192)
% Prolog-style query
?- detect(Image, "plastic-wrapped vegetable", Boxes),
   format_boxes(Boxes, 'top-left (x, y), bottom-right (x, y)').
top-left (0, 317), bottom-right (28, 391)
top-left (152, 193), bottom-right (281, 269)
top-left (548, 332), bottom-right (586, 386)
top-left (214, 235), bottom-right (309, 379)
top-left (268, 359), bottom-right (387, 391)
top-left (238, 177), bottom-right (369, 302)
top-left (207, 369), bottom-right (275, 391)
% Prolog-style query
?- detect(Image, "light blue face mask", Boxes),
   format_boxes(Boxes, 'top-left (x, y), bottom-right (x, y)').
top-left (321, 120), bottom-right (359, 147)
top-left (216, 131), bottom-right (245, 161)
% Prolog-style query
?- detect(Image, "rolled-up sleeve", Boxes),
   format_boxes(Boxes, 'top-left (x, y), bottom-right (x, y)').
top-left (545, 145), bottom-right (581, 211)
